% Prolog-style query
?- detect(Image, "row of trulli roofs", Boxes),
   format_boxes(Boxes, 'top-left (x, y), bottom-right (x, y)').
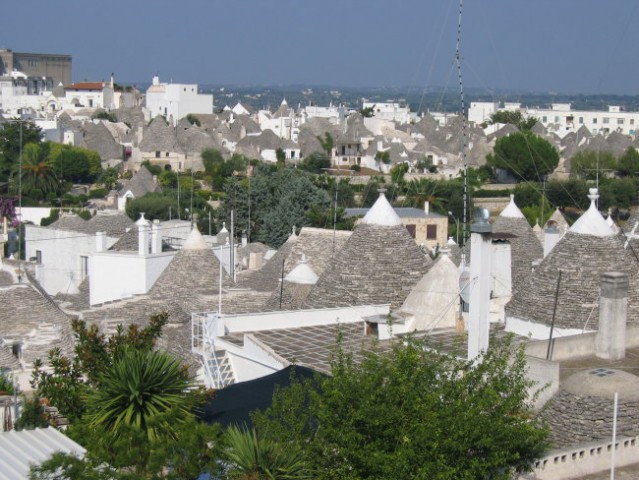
top-left (4, 189), bottom-right (639, 476)
top-left (3, 72), bottom-right (639, 178)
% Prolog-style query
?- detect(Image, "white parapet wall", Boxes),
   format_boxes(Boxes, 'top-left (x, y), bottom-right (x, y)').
top-left (530, 436), bottom-right (639, 479)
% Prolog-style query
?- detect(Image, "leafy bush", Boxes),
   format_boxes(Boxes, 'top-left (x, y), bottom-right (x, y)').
top-left (89, 188), bottom-right (108, 199)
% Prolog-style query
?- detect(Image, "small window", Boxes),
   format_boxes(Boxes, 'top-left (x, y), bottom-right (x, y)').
top-left (542, 116), bottom-right (547, 123)
top-left (427, 224), bottom-right (437, 240)
top-left (593, 118), bottom-right (598, 124)
top-left (631, 119), bottom-right (635, 125)
top-left (405, 224), bottom-right (416, 238)
top-left (165, 151), bottom-right (169, 157)
top-left (12, 343), bottom-right (21, 360)
top-left (35, 250), bottom-right (42, 264)
top-left (80, 255), bottom-right (89, 280)
top-left (578, 117), bottom-right (584, 124)
top-left (155, 151), bottom-right (161, 158)
top-left (603, 117), bottom-right (610, 124)
top-left (618, 118), bottom-right (624, 125)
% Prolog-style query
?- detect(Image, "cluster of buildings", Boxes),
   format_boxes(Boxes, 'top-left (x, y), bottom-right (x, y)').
top-left (5, 48), bottom-right (639, 478)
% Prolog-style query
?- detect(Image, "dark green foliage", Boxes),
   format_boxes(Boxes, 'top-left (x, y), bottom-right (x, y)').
top-left (545, 179), bottom-right (589, 210)
top-left (185, 113), bottom-right (201, 126)
top-left (570, 150), bottom-right (617, 179)
top-left (15, 397), bottom-right (49, 430)
top-left (487, 131), bottom-right (559, 182)
top-left (219, 167), bottom-right (331, 247)
top-left (201, 149), bottom-right (249, 190)
top-left (97, 167), bottom-right (120, 190)
top-left (513, 183), bottom-right (542, 208)
top-left (390, 162), bottom-right (408, 183)
top-left (375, 150), bottom-right (391, 165)
top-left (359, 105), bottom-right (375, 117)
top-left (618, 147), bottom-right (639, 177)
top-left (49, 143), bottom-right (102, 183)
top-left (89, 188), bottom-right (108, 199)
top-left (252, 336), bottom-right (549, 480)
top-left (125, 190), bottom-right (211, 223)
top-left (92, 110), bottom-right (117, 123)
top-left (0, 372), bottom-right (15, 394)
top-left (140, 160), bottom-right (162, 176)
top-left (0, 121), bottom-right (42, 182)
top-left (599, 177), bottom-right (638, 210)
top-left (299, 151), bottom-right (331, 173)
top-left (31, 314), bottom-right (168, 420)
top-left (223, 425), bottom-right (312, 479)
top-left (489, 110), bottom-right (538, 131)
top-left (316, 132), bottom-right (334, 157)
top-left (40, 208), bottom-right (60, 226)
top-left (275, 147), bottom-right (286, 165)
top-left (158, 169), bottom-right (177, 187)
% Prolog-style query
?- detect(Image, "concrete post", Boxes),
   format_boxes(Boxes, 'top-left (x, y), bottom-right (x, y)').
top-left (596, 272), bottom-right (628, 361)
top-left (468, 208), bottom-right (492, 361)
top-left (95, 231), bottom-right (106, 252)
top-left (151, 220), bottom-right (162, 254)
top-left (136, 213), bottom-right (150, 256)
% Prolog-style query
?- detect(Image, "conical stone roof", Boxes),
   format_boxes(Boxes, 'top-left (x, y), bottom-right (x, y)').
top-left (149, 226), bottom-right (231, 302)
top-left (492, 195), bottom-right (543, 293)
top-left (303, 193), bottom-right (432, 309)
top-left (506, 196), bottom-right (639, 332)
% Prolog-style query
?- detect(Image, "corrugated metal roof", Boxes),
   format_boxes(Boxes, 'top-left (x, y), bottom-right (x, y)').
top-left (0, 427), bottom-right (86, 479)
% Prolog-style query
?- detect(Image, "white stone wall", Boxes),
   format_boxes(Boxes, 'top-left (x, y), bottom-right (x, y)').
top-left (25, 226), bottom-right (118, 295)
top-left (145, 78), bottom-right (213, 126)
top-left (89, 250), bottom-right (175, 305)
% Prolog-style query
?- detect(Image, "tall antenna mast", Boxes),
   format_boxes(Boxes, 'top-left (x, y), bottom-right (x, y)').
top-left (456, 0), bottom-right (469, 244)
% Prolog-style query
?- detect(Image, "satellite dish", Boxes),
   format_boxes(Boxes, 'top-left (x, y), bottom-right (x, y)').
top-left (459, 267), bottom-right (471, 304)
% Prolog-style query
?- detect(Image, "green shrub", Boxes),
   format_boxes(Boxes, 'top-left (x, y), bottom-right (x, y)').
top-left (89, 188), bottom-right (108, 199)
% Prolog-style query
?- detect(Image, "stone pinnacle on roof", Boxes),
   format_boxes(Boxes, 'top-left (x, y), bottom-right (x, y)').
top-left (362, 191), bottom-right (402, 226)
top-left (135, 212), bottom-right (150, 226)
top-left (569, 188), bottom-right (614, 237)
top-left (182, 224), bottom-right (208, 250)
top-left (284, 254), bottom-right (319, 285)
top-left (500, 194), bottom-right (525, 219)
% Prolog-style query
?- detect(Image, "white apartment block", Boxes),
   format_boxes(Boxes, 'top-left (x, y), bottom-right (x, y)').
top-left (362, 101), bottom-right (413, 124)
top-left (145, 76), bottom-right (213, 126)
top-left (469, 101), bottom-right (639, 137)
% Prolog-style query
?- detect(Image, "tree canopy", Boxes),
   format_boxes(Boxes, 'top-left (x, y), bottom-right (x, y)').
top-left (252, 335), bottom-right (549, 479)
top-left (569, 150), bottom-right (617, 180)
top-left (489, 110), bottom-right (537, 131)
top-left (487, 131), bottom-right (559, 182)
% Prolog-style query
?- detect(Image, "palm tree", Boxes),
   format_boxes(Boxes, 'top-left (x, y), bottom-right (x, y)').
top-left (224, 425), bottom-right (311, 480)
top-left (84, 349), bottom-right (193, 441)
top-left (19, 143), bottom-right (58, 195)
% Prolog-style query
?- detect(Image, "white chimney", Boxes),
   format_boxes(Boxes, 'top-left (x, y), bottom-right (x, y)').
top-left (151, 220), bottom-right (162, 254)
top-left (95, 231), bottom-right (107, 252)
top-left (468, 208), bottom-right (492, 361)
top-left (241, 231), bottom-right (248, 247)
top-left (136, 213), bottom-right (150, 256)
top-left (424, 201), bottom-right (430, 214)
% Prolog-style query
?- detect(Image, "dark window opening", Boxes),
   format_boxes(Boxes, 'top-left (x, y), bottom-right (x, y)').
top-left (427, 224), bottom-right (437, 240)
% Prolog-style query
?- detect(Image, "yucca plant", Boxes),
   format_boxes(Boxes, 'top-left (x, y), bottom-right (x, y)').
top-left (84, 348), bottom-right (193, 441)
top-left (224, 425), bottom-right (311, 480)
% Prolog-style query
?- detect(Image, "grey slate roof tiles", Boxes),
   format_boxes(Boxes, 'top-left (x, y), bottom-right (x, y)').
top-left (506, 231), bottom-right (639, 330)
top-left (303, 222), bottom-right (432, 310)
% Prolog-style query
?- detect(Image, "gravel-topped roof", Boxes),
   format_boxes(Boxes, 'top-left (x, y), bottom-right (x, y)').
top-left (303, 204), bottom-right (433, 310)
top-left (506, 230), bottom-right (639, 330)
top-left (285, 227), bottom-right (352, 279)
top-left (492, 196), bottom-right (543, 293)
top-left (139, 115), bottom-right (177, 152)
top-left (81, 121), bottom-right (123, 161)
top-left (48, 213), bottom-right (93, 233)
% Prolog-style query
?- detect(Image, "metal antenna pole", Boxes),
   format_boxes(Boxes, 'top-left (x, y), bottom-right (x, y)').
top-left (456, 0), bottom-right (468, 244)
top-left (18, 121), bottom-right (22, 261)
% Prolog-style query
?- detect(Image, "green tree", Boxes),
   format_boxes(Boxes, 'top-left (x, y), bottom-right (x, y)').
top-left (84, 349), bottom-right (193, 441)
top-left (618, 146), bottom-right (639, 177)
top-left (275, 147), bottom-right (286, 166)
top-left (97, 166), bottom-right (120, 191)
top-left (487, 131), bottom-right (559, 182)
top-left (49, 143), bottom-right (102, 183)
top-left (18, 143), bottom-right (59, 196)
top-left (545, 178), bottom-right (589, 210)
top-left (316, 132), bottom-right (334, 157)
top-left (92, 110), bottom-right (117, 123)
top-left (185, 113), bottom-right (201, 127)
top-left (375, 150), bottom-right (391, 165)
top-left (570, 150), bottom-right (617, 180)
top-left (253, 336), bottom-right (549, 480)
top-left (299, 152), bottom-right (330, 174)
top-left (224, 425), bottom-right (311, 480)
top-left (489, 110), bottom-right (538, 131)
top-left (140, 160), bottom-right (162, 176)
top-left (359, 105), bottom-right (375, 118)
top-left (0, 121), bottom-right (42, 182)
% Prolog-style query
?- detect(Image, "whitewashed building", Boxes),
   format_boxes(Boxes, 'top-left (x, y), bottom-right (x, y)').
top-left (144, 76), bottom-right (213, 126)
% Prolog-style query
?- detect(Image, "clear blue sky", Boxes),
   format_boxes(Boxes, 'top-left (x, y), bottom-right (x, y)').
top-left (3, 0), bottom-right (639, 94)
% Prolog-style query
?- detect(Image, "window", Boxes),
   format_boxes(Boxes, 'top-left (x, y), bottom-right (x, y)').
top-left (405, 224), bottom-right (416, 238)
top-left (554, 116), bottom-right (559, 123)
top-left (542, 116), bottom-right (547, 123)
top-left (80, 256), bottom-right (89, 280)
top-left (631, 119), bottom-right (635, 125)
top-left (165, 151), bottom-right (169, 157)
top-left (603, 117), bottom-right (610, 124)
top-left (155, 151), bottom-right (161, 158)
top-left (578, 117), bottom-right (584, 124)
top-left (427, 224), bottom-right (437, 240)
top-left (12, 343), bottom-right (21, 361)
top-left (593, 118), bottom-right (598, 124)
top-left (618, 118), bottom-right (624, 125)
top-left (35, 250), bottom-right (41, 264)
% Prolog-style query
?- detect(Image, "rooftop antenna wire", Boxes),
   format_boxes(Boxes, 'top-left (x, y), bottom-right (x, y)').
top-left (455, 0), bottom-right (469, 244)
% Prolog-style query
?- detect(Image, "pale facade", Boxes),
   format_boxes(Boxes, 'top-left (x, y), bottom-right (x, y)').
top-left (145, 76), bottom-right (213, 126)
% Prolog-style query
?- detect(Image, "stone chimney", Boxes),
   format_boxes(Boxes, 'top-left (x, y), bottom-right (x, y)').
top-left (241, 231), bottom-right (248, 247)
top-left (136, 213), bottom-right (150, 256)
top-left (596, 272), bottom-right (628, 361)
top-left (468, 208), bottom-right (492, 361)
top-left (424, 201), bottom-right (430, 214)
